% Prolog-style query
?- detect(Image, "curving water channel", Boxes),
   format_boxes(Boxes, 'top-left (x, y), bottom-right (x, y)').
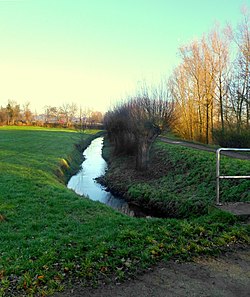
top-left (67, 137), bottom-right (146, 217)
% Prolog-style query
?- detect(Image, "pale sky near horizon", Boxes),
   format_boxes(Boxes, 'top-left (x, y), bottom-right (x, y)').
top-left (0, 0), bottom-right (248, 113)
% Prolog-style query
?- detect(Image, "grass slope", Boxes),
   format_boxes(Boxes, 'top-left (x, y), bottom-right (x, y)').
top-left (0, 127), bottom-right (249, 296)
top-left (103, 140), bottom-right (250, 218)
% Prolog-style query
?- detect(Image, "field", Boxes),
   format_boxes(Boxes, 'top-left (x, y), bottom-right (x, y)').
top-left (0, 127), bottom-right (249, 296)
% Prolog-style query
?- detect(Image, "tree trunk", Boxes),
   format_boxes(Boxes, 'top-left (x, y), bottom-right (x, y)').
top-left (206, 102), bottom-right (209, 144)
top-left (136, 138), bottom-right (149, 171)
top-left (219, 80), bottom-right (225, 134)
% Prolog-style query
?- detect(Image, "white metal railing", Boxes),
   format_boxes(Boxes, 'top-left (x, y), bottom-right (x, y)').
top-left (216, 148), bottom-right (250, 205)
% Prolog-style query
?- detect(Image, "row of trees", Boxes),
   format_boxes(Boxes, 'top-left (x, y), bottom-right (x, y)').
top-left (105, 8), bottom-right (249, 171)
top-left (0, 100), bottom-right (103, 128)
top-left (0, 101), bottom-right (32, 125)
top-left (169, 9), bottom-right (249, 144)
top-left (43, 104), bottom-right (102, 127)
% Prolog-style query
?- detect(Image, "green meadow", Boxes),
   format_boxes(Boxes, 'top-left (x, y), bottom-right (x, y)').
top-left (0, 127), bottom-right (249, 296)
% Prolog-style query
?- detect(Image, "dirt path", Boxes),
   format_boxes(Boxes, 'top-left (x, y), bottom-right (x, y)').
top-left (57, 248), bottom-right (250, 297)
top-left (159, 137), bottom-right (250, 161)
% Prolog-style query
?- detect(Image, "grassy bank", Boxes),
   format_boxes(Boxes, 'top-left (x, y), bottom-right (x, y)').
top-left (0, 127), bottom-right (249, 296)
top-left (103, 139), bottom-right (250, 217)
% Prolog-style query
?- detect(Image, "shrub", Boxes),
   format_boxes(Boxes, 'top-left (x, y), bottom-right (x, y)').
top-left (213, 128), bottom-right (250, 148)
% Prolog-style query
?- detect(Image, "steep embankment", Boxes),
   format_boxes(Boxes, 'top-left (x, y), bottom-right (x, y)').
top-left (102, 139), bottom-right (250, 218)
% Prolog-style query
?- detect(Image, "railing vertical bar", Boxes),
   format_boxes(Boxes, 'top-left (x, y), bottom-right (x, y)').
top-left (216, 148), bottom-right (250, 206)
top-left (216, 149), bottom-right (221, 205)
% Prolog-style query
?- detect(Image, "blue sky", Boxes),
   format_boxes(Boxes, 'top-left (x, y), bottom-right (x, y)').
top-left (0, 0), bottom-right (248, 113)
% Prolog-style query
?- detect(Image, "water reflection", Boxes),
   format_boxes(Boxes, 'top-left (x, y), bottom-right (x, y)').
top-left (67, 137), bottom-right (136, 216)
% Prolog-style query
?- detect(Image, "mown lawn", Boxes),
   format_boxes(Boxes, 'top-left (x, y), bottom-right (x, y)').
top-left (0, 127), bottom-right (249, 296)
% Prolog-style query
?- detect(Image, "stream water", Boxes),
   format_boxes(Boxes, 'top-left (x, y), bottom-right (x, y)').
top-left (67, 137), bottom-right (146, 217)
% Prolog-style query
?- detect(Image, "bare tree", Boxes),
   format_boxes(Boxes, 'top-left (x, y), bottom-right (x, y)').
top-left (0, 106), bottom-right (7, 125)
top-left (89, 111), bottom-right (103, 125)
top-left (104, 103), bottom-right (134, 155)
top-left (22, 102), bottom-right (33, 124)
top-left (170, 28), bottom-right (231, 144)
top-left (59, 103), bottom-right (70, 126)
top-left (105, 83), bottom-right (175, 171)
top-left (208, 29), bottom-right (230, 133)
top-left (44, 106), bottom-right (58, 123)
top-left (68, 103), bottom-right (78, 126)
top-left (6, 100), bottom-right (21, 125)
top-left (227, 7), bottom-right (250, 131)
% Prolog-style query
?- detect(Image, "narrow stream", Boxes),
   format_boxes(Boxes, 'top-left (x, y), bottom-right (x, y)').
top-left (67, 137), bottom-right (147, 217)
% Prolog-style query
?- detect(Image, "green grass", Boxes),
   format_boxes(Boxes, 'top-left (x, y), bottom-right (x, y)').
top-left (0, 127), bottom-right (249, 296)
top-left (104, 140), bottom-right (250, 218)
